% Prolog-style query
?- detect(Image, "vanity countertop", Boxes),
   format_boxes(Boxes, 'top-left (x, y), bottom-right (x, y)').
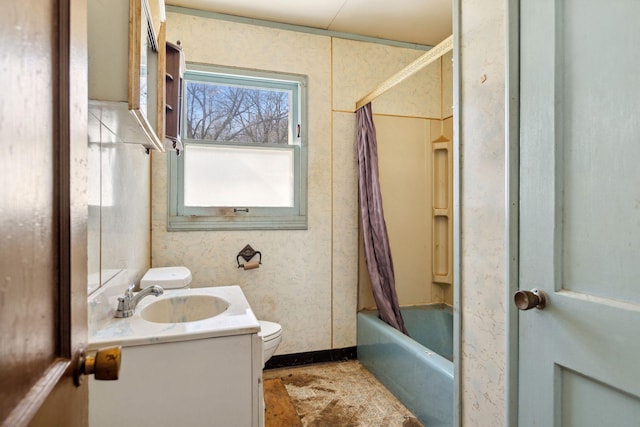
top-left (88, 283), bottom-right (260, 349)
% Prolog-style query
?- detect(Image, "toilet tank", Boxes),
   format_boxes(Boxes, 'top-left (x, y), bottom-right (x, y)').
top-left (140, 266), bottom-right (192, 290)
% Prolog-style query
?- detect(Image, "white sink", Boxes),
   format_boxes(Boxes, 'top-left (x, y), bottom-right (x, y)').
top-left (89, 285), bottom-right (259, 348)
top-left (141, 294), bottom-right (229, 323)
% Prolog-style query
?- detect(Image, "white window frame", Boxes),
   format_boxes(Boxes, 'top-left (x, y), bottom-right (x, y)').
top-left (168, 64), bottom-right (308, 230)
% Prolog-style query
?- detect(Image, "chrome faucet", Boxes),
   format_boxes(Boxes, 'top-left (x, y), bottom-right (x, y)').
top-left (115, 284), bottom-right (164, 318)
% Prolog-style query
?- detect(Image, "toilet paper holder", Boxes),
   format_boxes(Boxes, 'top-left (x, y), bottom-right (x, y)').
top-left (236, 244), bottom-right (262, 269)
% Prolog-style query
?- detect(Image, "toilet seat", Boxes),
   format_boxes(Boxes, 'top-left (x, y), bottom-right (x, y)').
top-left (258, 320), bottom-right (282, 342)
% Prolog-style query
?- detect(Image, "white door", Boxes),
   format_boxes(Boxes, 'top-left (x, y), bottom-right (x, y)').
top-left (518, 0), bottom-right (640, 425)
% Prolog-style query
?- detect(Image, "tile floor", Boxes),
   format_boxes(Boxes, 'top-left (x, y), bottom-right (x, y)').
top-left (264, 360), bottom-right (424, 427)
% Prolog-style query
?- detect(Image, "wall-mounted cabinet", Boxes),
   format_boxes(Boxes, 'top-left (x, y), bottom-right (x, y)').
top-left (164, 41), bottom-right (185, 151)
top-left (88, 0), bottom-right (166, 152)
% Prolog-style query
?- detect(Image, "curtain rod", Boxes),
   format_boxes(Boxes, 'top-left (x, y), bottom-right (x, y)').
top-left (355, 34), bottom-right (453, 111)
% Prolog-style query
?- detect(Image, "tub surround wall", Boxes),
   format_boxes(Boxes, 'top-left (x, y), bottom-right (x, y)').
top-left (356, 113), bottom-right (447, 310)
top-left (152, 11), bottom-right (434, 355)
top-left (357, 52), bottom-right (454, 310)
top-left (440, 115), bottom-right (455, 306)
top-left (369, 115), bottom-right (433, 305)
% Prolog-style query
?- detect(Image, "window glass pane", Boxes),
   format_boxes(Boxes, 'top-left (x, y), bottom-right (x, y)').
top-left (184, 80), bottom-right (291, 144)
top-left (183, 144), bottom-right (294, 207)
top-left (168, 65), bottom-right (307, 230)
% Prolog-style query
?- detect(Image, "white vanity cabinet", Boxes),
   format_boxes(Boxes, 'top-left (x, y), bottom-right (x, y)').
top-left (88, 0), bottom-right (166, 152)
top-left (89, 333), bottom-right (263, 427)
top-left (87, 284), bottom-right (264, 427)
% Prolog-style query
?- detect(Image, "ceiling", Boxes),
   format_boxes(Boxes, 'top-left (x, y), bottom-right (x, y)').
top-left (166, 0), bottom-right (452, 46)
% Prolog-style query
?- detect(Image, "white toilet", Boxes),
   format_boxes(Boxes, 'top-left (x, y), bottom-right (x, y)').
top-left (258, 320), bottom-right (282, 366)
top-left (140, 266), bottom-right (282, 366)
top-left (140, 266), bottom-right (193, 290)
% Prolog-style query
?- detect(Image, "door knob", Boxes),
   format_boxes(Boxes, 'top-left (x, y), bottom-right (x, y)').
top-left (514, 288), bottom-right (547, 310)
top-left (74, 346), bottom-right (122, 386)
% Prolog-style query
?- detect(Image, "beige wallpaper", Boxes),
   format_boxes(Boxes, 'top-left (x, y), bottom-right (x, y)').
top-left (442, 50), bottom-right (454, 119)
top-left (331, 112), bottom-right (359, 348)
top-left (150, 11), bottom-right (439, 355)
top-left (332, 38), bottom-right (441, 117)
top-left (156, 12), bottom-right (334, 355)
top-left (459, 0), bottom-right (508, 424)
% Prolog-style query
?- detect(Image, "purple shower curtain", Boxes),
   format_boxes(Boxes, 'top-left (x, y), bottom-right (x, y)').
top-left (356, 103), bottom-right (408, 335)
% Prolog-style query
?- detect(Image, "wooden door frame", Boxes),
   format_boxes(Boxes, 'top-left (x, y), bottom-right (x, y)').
top-left (3, 0), bottom-right (88, 425)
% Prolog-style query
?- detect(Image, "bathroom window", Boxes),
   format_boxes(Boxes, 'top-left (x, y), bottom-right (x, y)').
top-left (168, 64), bottom-right (308, 230)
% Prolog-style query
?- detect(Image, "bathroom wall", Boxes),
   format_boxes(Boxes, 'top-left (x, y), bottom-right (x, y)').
top-left (151, 11), bottom-right (431, 355)
top-left (87, 111), bottom-right (151, 295)
top-left (376, 114), bottom-right (433, 306)
top-left (357, 52), bottom-right (454, 310)
top-left (459, 0), bottom-right (509, 424)
top-left (84, 1), bottom-right (516, 422)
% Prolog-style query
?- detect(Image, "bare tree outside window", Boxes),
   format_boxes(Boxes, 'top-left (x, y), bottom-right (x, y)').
top-left (185, 81), bottom-right (290, 144)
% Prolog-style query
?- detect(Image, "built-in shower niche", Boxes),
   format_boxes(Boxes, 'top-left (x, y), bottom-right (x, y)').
top-left (431, 117), bottom-right (453, 290)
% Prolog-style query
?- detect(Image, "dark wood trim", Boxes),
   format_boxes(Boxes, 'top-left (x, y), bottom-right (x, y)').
top-left (128, 0), bottom-right (141, 109)
top-left (58, 0), bottom-right (72, 360)
top-left (2, 0), bottom-right (88, 425)
top-left (264, 347), bottom-right (357, 370)
top-left (2, 1), bottom-right (74, 426)
top-left (2, 361), bottom-right (69, 427)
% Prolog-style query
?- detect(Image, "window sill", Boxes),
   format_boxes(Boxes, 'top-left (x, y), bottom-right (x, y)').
top-left (167, 215), bottom-right (308, 231)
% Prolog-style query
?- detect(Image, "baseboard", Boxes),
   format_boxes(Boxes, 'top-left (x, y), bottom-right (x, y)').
top-left (264, 347), bottom-right (357, 370)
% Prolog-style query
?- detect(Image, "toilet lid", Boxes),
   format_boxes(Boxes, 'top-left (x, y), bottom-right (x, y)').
top-left (140, 266), bottom-right (192, 290)
top-left (259, 320), bottom-right (282, 341)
